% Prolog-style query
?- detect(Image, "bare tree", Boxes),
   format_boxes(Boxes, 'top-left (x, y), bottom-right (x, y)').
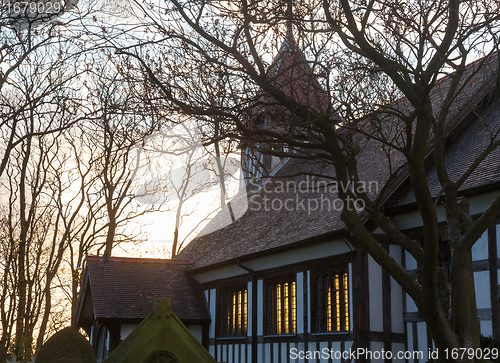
top-left (110, 0), bottom-right (500, 359)
top-left (0, 0), bottom-right (87, 180)
top-left (78, 60), bottom-right (166, 260)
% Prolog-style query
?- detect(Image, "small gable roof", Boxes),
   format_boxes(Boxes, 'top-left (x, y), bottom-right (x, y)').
top-left (74, 256), bottom-right (210, 327)
top-left (103, 299), bottom-right (217, 363)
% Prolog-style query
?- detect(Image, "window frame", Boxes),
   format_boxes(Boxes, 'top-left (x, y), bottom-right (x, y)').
top-left (312, 264), bottom-right (350, 334)
top-left (216, 285), bottom-right (248, 338)
top-left (265, 274), bottom-right (297, 336)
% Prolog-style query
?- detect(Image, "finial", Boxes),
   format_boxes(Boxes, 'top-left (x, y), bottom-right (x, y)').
top-left (285, 0), bottom-right (293, 41)
top-left (154, 298), bottom-right (172, 319)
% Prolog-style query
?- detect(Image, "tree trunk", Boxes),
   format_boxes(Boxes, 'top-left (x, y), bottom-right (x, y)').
top-left (36, 279), bottom-right (53, 351)
top-left (103, 219), bottom-right (117, 261)
top-left (450, 245), bottom-right (481, 356)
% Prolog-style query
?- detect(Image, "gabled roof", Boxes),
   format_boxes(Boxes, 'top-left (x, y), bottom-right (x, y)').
top-left (73, 256), bottom-right (210, 328)
top-left (178, 53), bottom-right (500, 271)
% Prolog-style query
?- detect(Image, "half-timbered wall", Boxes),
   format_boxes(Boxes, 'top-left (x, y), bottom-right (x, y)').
top-left (194, 237), bottom-right (406, 363)
top-left (394, 192), bottom-right (500, 363)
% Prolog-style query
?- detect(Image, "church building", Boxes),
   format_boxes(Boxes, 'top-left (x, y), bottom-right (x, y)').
top-left (73, 39), bottom-right (500, 363)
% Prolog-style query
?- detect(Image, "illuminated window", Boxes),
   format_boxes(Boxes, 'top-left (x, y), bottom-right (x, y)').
top-left (266, 277), bottom-right (296, 335)
top-left (218, 287), bottom-right (248, 337)
top-left (314, 266), bottom-right (349, 333)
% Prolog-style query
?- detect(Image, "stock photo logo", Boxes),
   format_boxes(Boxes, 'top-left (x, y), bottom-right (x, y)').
top-left (128, 121), bottom-right (248, 235)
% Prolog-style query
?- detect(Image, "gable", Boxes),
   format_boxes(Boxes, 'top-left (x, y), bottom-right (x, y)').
top-left (74, 256), bottom-right (210, 327)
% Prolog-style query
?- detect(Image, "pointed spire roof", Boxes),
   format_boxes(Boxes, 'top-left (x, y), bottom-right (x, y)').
top-left (262, 31), bottom-right (331, 119)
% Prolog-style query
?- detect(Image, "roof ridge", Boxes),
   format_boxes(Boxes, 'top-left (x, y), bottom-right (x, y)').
top-left (86, 255), bottom-right (195, 265)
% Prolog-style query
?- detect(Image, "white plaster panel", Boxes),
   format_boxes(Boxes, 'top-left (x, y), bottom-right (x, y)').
top-left (258, 343), bottom-right (263, 363)
top-left (273, 343), bottom-right (279, 363)
top-left (417, 322), bottom-right (428, 363)
top-left (332, 341), bottom-right (341, 363)
top-left (392, 206), bottom-right (447, 230)
top-left (297, 272), bottom-right (304, 334)
top-left (264, 343), bottom-right (270, 362)
top-left (120, 324), bottom-right (138, 340)
top-left (257, 280), bottom-right (263, 336)
top-left (407, 323), bottom-right (414, 363)
top-left (242, 239), bottom-right (353, 272)
top-left (319, 342), bottom-right (329, 363)
top-left (228, 344), bottom-right (233, 363)
top-left (391, 276), bottom-right (404, 333)
top-left (194, 265), bottom-right (249, 284)
top-left (370, 341), bottom-right (385, 363)
top-left (308, 342), bottom-right (315, 363)
top-left (289, 342), bottom-right (297, 363)
top-left (307, 271), bottom-right (311, 334)
top-left (297, 342), bottom-right (305, 363)
top-left (210, 288), bottom-right (216, 339)
top-left (481, 320), bottom-right (493, 337)
top-left (392, 343), bottom-right (407, 363)
top-left (405, 251), bottom-right (417, 271)
top-left (390, 245), bottom-right (402, 263)
top-left (217, 345), bottom-right (221, 361)
top-left (234, 344), bottom-right (239, 363)
top-left (392, 192), bottom-right (500, 231)
top-left (474, 271), bottom-right (491, 309)
top-left (390, 246), bottom-right (404, 333)
top-left (368, 255), bottom-right (384, 331)
top-left (209, 345), bottom-right (215, 357)
top-left (469, 191), bottom-right (500, 215)
top-left (188, 325), bottom-right (203, 343)
top-left (407, 294), bottom-right (418, 313)
top-left (497, 224), bottom-right (500, 255)
top-left (472, 231), bottom-right (488, 261)
top-left (247, 344), bottom-right (252, 363)
top-left (281, 343), bottom-right (288, 363)
top-left (349, 263), bottom-right (353, 331)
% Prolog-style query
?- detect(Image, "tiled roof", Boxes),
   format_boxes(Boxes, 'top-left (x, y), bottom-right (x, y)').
top-left (85, 256), bottom-right (209, 321)
top-left (248, 36), bottom-right (335, 132)
top-left (266, 37), bottom-right (330, 114)
top-left (178, 53), bottom-right (500, 270)
top-left (389, 94), bottom-right (500, 208)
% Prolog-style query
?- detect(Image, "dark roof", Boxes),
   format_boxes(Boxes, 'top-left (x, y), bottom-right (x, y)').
top-left (390, 94), bottom-right (500, 208)
top-left (266, 37), bottom-right (330, 114)
top-left (248, 36), bottom-right (335, 133)
top-left (178, 53), bottom-right (500, 271)
top-left (84, 256), bottom-right (209, 321)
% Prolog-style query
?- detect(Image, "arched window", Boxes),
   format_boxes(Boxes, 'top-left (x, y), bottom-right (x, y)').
top-left (217, 286), bottom-right (248, 337)
top-left (266, 276), bottom-right (297, 335)
top-left (313, 265), bottom-right (350, 333)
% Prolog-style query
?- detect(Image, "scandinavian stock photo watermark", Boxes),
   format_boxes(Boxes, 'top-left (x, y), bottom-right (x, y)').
top-left (248, 176), bottom-right (379, 215)
top-left (128, 121), bottom-right (380, 233)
